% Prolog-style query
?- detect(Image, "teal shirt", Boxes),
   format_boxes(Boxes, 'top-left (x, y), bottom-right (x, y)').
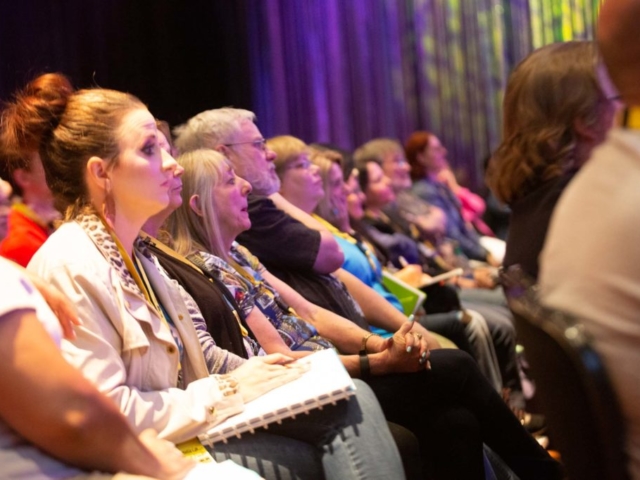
top-left (334, 235), bottom-right (403, 338)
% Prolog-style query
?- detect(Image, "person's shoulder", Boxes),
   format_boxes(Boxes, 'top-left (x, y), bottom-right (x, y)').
top-left (563, 130), bottom-right (640, 204)
top-left (395, 190), bottom-right (414, 206)
top-left (0, 257), bottom-right (37, 302)
top-left (411, 178), bottom-right (436, 195)
top-left (29, 222), bottom-right (104, 275)
top-left (247, 194), bottom-right (276, 211)
top-left (244, 194), bottom-right (310, 232)
top-left (245, 194), bottom-right (287, 224)
top-left (609, 127), bottom-right (640, 150)
top-left (33, 222), bottom-right (87, 254)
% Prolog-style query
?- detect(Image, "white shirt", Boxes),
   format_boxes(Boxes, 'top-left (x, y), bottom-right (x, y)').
top-left (0, 257), bottom-right (84, 479)
top-left (540, 128), bottom-right (640, 480)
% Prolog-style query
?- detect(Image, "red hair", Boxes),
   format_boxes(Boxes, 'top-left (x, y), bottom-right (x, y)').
top-left (0, 73), bottom-right (73, 164)
top-left (404, 131), bottom-right (433, 181)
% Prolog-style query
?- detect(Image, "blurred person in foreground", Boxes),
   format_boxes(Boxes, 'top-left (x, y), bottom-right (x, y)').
top-left (540, 1), bottom-right (640, 478)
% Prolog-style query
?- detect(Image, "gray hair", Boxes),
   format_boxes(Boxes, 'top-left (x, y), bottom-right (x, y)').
top-left (173, 108), bottom-right (256, 154)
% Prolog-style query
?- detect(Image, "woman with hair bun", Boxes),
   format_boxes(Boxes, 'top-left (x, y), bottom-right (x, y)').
top-left (0, 73), bottom-right (66, 266)
top-left (23, 72), bottom-right (404, 480)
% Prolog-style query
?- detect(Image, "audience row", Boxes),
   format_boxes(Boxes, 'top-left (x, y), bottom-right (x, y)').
top-left (6, 14), bottom-right (639, 477)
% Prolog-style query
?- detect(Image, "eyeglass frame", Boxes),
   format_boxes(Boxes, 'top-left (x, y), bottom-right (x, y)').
top-left (285, 158), bottom-right (313, 170)
top-left (224, 138), bottom-right (268, 151)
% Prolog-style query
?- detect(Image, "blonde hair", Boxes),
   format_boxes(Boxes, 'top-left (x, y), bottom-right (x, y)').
top-left (167, 149), bottom-right (230, 260)
top-left (353, 138), bottom-right (403, 171)
top-left (309, 148), bottom-right (343, 226)
top-left (487, 41), bottom-right (607, 204)
top-left (268, 135), bottom-right (308, 179)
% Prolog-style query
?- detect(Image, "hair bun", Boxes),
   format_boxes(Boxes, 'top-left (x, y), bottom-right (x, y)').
top-left (1, 72), bottom-right (74, 157)
top-left (25, 73), bottom-right (73, 112)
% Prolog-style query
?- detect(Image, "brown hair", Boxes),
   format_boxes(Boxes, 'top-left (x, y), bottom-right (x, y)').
top-left (487, 41), bottom-right (607, 204)
top-left (3, 73), bottom-right (146, 217)
top-left (404, 131), bottom-right (433, 181)
top-left (268, 135), bottom-right (308, 179)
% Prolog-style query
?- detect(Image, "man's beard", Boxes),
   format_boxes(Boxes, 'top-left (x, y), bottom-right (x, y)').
top-left (246, 168), bottom-right (281, 196)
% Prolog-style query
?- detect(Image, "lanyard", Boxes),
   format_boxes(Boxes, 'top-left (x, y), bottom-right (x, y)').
top-left (141, 232), bottom-right (250, 338)
top-left (98, 218), bottom-right (182, 372)
top-left (313, 214), bottom-right (381, 275)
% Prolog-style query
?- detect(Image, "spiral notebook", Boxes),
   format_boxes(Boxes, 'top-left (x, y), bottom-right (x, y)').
top-left (199, 349), bottom-right (356, 446)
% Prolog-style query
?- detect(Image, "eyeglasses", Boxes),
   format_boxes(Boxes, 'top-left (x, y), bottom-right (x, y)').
top-left (224, 138), bottom-right (267, 151)
top-left (384, 155), bottom-right (409, 166)
top-left (286, 159), bottom-right (313, 170)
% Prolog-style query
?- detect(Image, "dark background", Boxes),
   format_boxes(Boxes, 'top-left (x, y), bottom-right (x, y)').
top-left (1, 1), bottom-right (599, 188)
top-left (0, 1), bottom-right (253, 127)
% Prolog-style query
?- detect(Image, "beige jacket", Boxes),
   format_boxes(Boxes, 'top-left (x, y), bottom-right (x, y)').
top-left (29, 217), bottom-right (244, 444)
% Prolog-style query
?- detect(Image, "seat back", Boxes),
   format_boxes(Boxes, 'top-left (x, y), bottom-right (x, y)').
top-left (501, 266), bottom-right (629, 480)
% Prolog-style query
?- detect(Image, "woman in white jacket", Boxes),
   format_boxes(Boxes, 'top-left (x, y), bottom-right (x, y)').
top-left (21, 73), bottom-right (403, 480)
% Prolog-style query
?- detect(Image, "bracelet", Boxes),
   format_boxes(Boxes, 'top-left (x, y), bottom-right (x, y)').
top-left (360, 332), bottom-right (380, 354)
top-left (218, 374), bottom-right (239, 397)
top-left (359, 352), bottom-right (371, 380)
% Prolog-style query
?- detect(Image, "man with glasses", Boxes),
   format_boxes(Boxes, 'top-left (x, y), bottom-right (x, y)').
top-left (173, 107), bottom-right (439, 346)
top-left (175, 108), bottom-right (345, 274)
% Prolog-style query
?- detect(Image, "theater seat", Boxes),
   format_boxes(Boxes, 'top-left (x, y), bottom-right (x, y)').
top-left (501, 265), bottom-right (629, 480)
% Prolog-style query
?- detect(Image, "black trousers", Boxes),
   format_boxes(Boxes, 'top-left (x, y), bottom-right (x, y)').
top-left (366, 349), bottom-right (561, 480)
top-left (418, 311), bottom-right (473, 355)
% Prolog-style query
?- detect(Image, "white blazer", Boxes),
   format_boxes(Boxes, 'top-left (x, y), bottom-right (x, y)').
top-left (29, 220), bottom-right (244, 443)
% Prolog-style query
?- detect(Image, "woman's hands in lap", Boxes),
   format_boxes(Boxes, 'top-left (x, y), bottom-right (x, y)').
top-left (232, 354), bottom-right (309, 403)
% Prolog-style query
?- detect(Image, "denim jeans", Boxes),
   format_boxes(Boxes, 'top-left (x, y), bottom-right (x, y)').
top-left (207, 379), bottom-right (404, 480)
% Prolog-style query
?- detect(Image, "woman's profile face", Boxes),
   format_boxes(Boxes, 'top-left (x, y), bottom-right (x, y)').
top-left (280, 152), bottom-right (324, 206)
top-left (421, 136), bottom-right (448, 174)
top-left (381, 150), bottom-right (411, 191)
top-left (326, 162), bottom-right (348, 220)
top-left (108, 109), bottom-right (181, 220)
top-left (345, 172), bottom-right (365, 221)
top-left (364, 162), bottom-right (395, 208)
top-left (211, 165), bottom-right (253, 238)
top-left (158, 130), bottom-right (183, 211)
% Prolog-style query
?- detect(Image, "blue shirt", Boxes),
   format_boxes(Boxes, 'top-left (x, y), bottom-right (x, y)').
top-left (334, 235), bottom-right (403, 338)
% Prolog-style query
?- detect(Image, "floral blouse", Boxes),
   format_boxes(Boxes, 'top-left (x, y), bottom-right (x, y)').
top-left (189, 243), bottom-right (333, 352)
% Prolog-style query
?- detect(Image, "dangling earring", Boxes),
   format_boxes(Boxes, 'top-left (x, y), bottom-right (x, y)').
top-left (102, 177), bottom-right (116, 226)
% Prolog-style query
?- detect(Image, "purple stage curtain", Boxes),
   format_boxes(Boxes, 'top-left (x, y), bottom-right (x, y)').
top-left (244, 0), bottom-right (600, 188)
